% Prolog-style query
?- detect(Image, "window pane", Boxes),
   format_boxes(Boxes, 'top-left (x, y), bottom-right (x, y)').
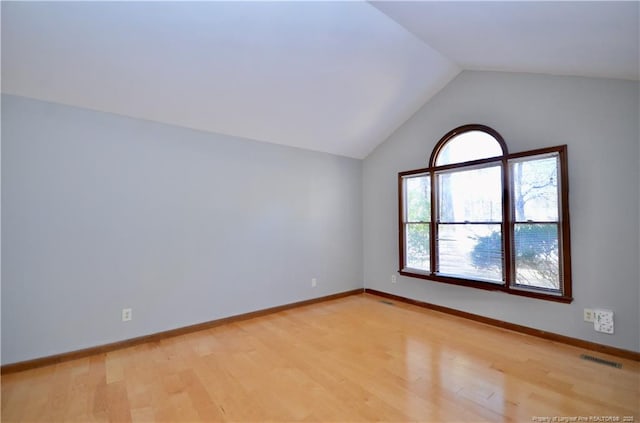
top-left (513, 223), bottom-right (560, 290)
top-left (511, 155), bottom-right (559, 221)
top-left (437, 224), bottom-right (503, 282)
top-left (405, 175), bottom-right (430, 222)
top-left (439, 166), bottom-right (502, 223)
top-left (405, 223), bottom-right (430, 271)
top-left (436, 131), bottom-right (503, 166)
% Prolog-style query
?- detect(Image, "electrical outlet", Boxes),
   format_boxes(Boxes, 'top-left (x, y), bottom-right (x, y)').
top-left (583, 308), bottom-right (594, 322)
top-left (311, 278), bottom-right (317, 288)
top-left (391, 275), bottom-right (397, 284)
top-left (594, 309), bottom-right (614, 334)
top-left (122, 308), bottom-right (132, 322)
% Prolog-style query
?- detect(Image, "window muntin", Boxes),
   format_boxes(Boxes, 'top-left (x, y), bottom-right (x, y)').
top-left (399, 125), bottom-right (572, 303)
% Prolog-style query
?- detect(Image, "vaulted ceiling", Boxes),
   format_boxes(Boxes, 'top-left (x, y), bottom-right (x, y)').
top-left (2, 1), bottom-right (638, 159)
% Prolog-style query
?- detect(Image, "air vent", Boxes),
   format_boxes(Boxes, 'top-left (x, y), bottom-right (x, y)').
top-left (580, 354), bottom-right (622, 368)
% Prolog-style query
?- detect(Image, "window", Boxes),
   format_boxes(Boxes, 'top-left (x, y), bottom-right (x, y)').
top-left (399, 124), bottom-right (572, 303)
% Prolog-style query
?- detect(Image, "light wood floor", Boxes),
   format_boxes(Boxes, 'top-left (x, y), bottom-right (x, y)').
top-left (2, 294), bottom-right (639, 422)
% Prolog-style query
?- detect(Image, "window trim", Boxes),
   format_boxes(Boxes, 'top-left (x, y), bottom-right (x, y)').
top-left (398, 125), bottom-right (572, 303)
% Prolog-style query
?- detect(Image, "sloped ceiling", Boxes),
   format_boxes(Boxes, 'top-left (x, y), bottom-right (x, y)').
top-left (2, 1), bottom-right (638, 159)
top-left (371, 1), bottom-right (639, 81)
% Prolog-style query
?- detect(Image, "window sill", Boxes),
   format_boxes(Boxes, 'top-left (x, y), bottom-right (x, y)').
top-left (398, 270), bottom-right (573, 303)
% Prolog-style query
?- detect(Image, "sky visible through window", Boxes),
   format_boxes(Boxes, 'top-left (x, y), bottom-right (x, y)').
top-left (435, 130), bottom-right (503, 166)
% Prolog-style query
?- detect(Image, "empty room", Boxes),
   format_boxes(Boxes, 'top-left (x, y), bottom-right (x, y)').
top-left (2, 1), bottom-right (639, 422)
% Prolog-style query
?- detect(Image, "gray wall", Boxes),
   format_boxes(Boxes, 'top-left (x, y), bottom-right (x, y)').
top-left (3, 70), bottom-right (639, 365)
top-left (1, 94), bottom-right (363, 364)
top-left (363, 71), bottom-right (640, 352)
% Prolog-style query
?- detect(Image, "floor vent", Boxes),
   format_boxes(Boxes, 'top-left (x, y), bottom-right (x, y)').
top-left (580, 354), bottom-right (622, 368)
top-left (379, 300), bottom-right (394, 306)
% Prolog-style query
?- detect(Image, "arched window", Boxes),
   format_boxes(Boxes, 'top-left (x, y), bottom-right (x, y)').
top-left (431, 125), bottom-right (506, 166)
top-left (399, 124), bottom-right (572, 303)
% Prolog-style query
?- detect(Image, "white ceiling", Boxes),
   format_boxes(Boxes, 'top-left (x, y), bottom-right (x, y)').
top-left (371, 1), bottom-right (640, 81)
top-left (2, 2), bottom-right (638, 159)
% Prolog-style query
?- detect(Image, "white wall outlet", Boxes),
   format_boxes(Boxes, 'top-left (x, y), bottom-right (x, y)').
top-left (594, 309), bottom-right (614, 334)
top-left (583, 308), bottom-right (594, 322)
top-left (391, 275), bottom-right (397, 284)
top-left (311, 278), bottom-right (317, 288)
top-left (122, 308), bottom-right (132, 322)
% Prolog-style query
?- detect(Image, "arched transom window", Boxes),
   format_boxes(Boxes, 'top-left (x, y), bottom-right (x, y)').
top-left (399, 124), bottom-right (572, 303)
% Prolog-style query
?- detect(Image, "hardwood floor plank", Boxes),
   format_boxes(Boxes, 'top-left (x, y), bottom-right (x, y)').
top-left (2, 294), bottom-right (639, 422)
top-left (105, 380), bottom-right (132, 423)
